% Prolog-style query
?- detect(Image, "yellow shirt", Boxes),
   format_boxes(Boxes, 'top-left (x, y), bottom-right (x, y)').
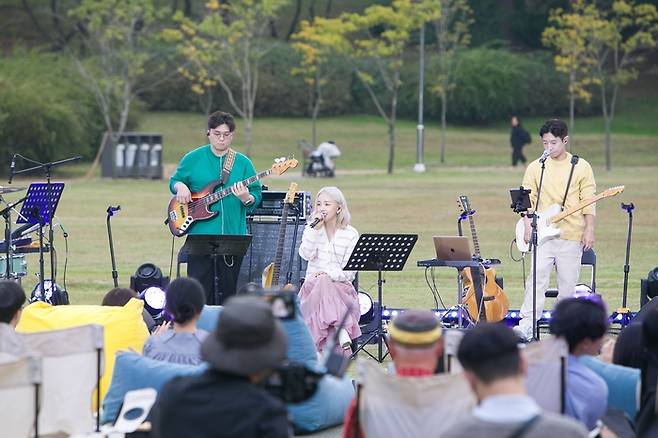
top-left (522, 152), bottom-right (596, 241)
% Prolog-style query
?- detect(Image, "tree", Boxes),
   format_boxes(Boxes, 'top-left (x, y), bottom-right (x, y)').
top-left (163, 0), bottom-right (290, 156)
top-left (431, 0), bottom-right (473, 163)
top-left (68, 0), bottom-right (163, 178)
top-left (545, 0), bottom-right (658, 169)
top-left (594, 0), bottom-right (658, 170)
top-left (542, 0), bottom-right (602, 150)
top-left (298, 0), bottom-right (440, 174)
top-left (291, 19), bottom-right (338, 147)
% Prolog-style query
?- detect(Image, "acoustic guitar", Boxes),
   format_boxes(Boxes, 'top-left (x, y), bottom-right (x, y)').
top-left (166, 157), bottom-right (298, 237)
top-left (458, 195), bottom-right (509, 323)
top-left (514, 185), bottom-right (624, 252)
top-left (262, 182), bottom-right (298, 289)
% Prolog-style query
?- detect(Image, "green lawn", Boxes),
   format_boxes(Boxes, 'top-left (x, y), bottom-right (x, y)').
top-left (8, 163), bottom-right (657, 314)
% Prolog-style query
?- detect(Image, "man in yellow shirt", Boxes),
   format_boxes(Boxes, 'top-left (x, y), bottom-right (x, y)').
top-left (514, 119), bottom-right (596, 341)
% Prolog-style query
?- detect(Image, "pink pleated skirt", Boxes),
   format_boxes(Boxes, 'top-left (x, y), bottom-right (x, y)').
top-left (298, 274), bottom-right (362, 353)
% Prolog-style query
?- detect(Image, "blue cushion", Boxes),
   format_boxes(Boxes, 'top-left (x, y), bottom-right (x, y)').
top-left (101, 352), bottom-right (206, 424)
top-left (197, 305), bottom-right (223, 332)
top-left (289, 375), bottom-right (355, 434)
top-left (579, 356), bottom-right (640, 418)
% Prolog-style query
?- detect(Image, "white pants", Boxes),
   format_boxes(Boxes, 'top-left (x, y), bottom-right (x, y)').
top-left (518, 239), bottom-right (583, 335)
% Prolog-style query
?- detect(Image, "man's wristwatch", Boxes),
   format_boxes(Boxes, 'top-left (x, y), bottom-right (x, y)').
top-left (242, 195), bottom-right (254, 207)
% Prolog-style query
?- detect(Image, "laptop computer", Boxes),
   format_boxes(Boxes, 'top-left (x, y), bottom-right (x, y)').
top-left (433, 236), bottom-right (473, 261)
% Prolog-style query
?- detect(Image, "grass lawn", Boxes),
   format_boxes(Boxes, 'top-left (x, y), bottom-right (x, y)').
top-left (8, 161), bottom-right (657, 314)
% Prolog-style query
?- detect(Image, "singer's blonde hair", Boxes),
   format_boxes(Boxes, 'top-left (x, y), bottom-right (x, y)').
top-left (312, 186), bottom-right (351, 229)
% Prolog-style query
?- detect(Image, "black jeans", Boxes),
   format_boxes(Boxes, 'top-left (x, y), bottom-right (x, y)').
top-left (187, 253), bottom-right (244, 305)
top-left (512, 146), bottom-right (527, 166)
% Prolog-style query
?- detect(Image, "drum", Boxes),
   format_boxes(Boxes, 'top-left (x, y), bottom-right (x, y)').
top-left (358, 291), bottom-right (374, 324)
top-left (0, 254), bottom-right (27, 278)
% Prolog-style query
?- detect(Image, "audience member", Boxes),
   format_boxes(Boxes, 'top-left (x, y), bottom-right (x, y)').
top-left (150, 295), bottom-right (291, 438)
top-left (342, 309), bottom-right (444, 438)
top-left (444, 323), bottom-right (588, 438)
top-left (0, 280), bottom-right (26, 356)
top-left (635, 306), bottom-right (658, 436)
top-left (550, 297), bottom-right (609, 431)
top-left (142, 277), bottom-right (208, 365)
top-left (101, 287), bottom-right (156, 333)
top-left (613, 322), bottom-right (643, 369)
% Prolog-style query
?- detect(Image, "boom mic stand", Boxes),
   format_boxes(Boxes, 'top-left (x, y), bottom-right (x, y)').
top-left (11, 154), bottom-right (81, 295)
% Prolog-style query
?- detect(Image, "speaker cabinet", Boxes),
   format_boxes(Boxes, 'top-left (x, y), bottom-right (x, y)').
top-left (237, 220), bottom-right (307, 290)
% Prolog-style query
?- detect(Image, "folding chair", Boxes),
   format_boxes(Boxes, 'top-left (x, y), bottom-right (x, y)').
top-left (546, 248), bottom-right (597, 298)
top-left (355, 359), bottom-right (475, 437)
top-left (523, 336), bottom-right (569, 413)
top-left (22, 324), bottom-right (104, 435)
top-left (442, 328), bottom-right (465, 374)
top-left (0, 355), bottom-right (41, 438)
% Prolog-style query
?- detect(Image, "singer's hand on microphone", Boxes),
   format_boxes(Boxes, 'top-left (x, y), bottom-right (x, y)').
top-left (311, 213), bottom-right (325, 229)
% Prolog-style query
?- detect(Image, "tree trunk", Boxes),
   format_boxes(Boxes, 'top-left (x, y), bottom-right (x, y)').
top-left (244, 117), bottom-right (253, 157)
top-left (286, 0), bottom-right (303, 41)
top-left (387, 92), bottom-right (398, 174)
top-left (311, 71), bottom-right (321, 147)
top-left (440, 91), bottom-right (447, 164)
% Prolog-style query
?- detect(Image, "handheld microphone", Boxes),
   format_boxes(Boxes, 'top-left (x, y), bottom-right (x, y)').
top-left (539, 149), bottom-right (551, 163)
top-left (107, 205), bottom-right (121, 216)
top-left (308, 216), bottom-right (324, 228)
top-left (8, 154), bottom-right (16, 184)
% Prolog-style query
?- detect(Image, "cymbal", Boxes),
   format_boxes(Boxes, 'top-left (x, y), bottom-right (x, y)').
top-left (0, 186), bottom-right (26, 194)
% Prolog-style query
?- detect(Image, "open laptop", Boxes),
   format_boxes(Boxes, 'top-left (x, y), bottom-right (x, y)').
top-left (433, 236), bottom-right (473, 261)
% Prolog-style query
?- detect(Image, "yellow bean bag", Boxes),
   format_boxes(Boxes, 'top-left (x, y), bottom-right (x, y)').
top-left (17, 298), bottom-right (149, 401)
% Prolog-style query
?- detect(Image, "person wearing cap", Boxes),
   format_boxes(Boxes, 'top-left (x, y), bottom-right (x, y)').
top-left (342, 309), bottom-right (444, 438)
top-left (150, 295), bottom-right (291, 438)
top-left (443, 323), bottom-right (588, 438)
top-left (0, 280), bottom-right (27, 357)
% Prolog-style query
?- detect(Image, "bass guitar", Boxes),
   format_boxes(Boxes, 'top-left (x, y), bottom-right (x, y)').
top-left (458, 195), bottom-right (509, 323)
top-left (166, 157), bottom-right (298, 237)
top-left (514, 185), bottom-right (624, 252)
top-left (262, 182), bottom-right (298, 289)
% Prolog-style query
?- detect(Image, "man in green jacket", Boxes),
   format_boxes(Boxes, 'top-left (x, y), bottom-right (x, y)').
top-left (170, 111), bottom-right (262, 304)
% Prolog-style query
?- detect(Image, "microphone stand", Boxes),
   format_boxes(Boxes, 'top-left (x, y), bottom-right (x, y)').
top-left (107, 206), bottom-right (121, 288)
top-left (285, 205), bottom-right (301, 287)
top-left (530, 158), bottom-right (548, 341)
top-left (12, 154), bottom-right (82, 296)
top-left (456, 210), bottom-right (472, 328)
top-left (613, 202), bottom-right (635, 326)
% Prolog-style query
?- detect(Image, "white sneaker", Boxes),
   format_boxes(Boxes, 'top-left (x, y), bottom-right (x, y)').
top-left (338, 328), bottom-right (352, 349)
top-left (513, 324), bottom-right (533, 342)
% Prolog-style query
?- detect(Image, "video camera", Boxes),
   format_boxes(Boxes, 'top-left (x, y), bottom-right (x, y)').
top-left (244, 285), bottom-right (352, 403)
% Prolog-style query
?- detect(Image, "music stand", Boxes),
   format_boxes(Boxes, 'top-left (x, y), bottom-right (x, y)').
top-left (18, 183), bottom-right (65, 300)
top-left (345, 233), bottom-right (418, 362)
top-left (184, 234), bottom-right (253, 305)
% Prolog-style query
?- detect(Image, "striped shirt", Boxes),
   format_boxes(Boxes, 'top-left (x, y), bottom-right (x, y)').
top-left (299, 225), bottom-right (359, 282)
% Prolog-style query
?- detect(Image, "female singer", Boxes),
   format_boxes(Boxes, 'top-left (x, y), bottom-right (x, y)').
top-left (298, 186), bottom-right (361, 353)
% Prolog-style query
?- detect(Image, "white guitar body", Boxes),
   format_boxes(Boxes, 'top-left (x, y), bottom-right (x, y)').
top-left (515, 204), bottom-right (562, 252)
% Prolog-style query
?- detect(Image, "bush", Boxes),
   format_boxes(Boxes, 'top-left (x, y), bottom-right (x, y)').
top-left (0, 52), bottom-right (113, 174)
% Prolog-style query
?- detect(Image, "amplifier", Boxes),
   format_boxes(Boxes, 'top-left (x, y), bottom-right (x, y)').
top-left (248, 190), bottom-right (312, 220)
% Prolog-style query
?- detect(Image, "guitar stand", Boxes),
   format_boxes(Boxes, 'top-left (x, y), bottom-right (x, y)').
top-left (345, 233), bottom-right (418, 363)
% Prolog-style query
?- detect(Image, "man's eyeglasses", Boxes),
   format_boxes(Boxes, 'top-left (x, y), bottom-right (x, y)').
top-left (209, 131), bottom-right (233, 139)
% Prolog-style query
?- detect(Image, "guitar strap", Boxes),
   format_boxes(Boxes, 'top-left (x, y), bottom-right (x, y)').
top-left (560, 155), bottom-right (579, 210)
top-left (219, 148), bottom-right (237, 185)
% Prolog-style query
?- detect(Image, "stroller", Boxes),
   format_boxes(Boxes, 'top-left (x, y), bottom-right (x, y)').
top-left (304, 141), bottom-right (341, 177)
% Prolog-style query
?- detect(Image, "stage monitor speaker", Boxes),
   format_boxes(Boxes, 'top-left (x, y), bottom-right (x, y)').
top-left (237, 220), bottom-right (307, 290)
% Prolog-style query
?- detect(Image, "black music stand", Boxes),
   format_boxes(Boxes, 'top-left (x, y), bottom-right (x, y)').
top-left (184, 234), bottom-right (252, 305)
top-left (18, 183), bottom-right (65, 300)
top-left (345, 233), bottom-right (418, 363)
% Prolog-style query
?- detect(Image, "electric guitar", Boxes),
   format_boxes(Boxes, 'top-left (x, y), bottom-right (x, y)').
top-left (262, 182), bottom-right (298, 289)
top-left (514, 185), bottom-right (624, 252)
top-left (458, 195), bottom-right (509, 323)
top-left (166, 157), bottom-right (298, 237)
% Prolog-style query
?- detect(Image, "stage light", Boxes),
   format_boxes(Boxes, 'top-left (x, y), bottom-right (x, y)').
top-left (130, 263), bottom-right (169, 294)
top-left (357, 291), bottom-right (374, 324)
top-left (139, 286), bottom-right (167, 319)
top-left (642, 267), bottom-right (658, 301)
